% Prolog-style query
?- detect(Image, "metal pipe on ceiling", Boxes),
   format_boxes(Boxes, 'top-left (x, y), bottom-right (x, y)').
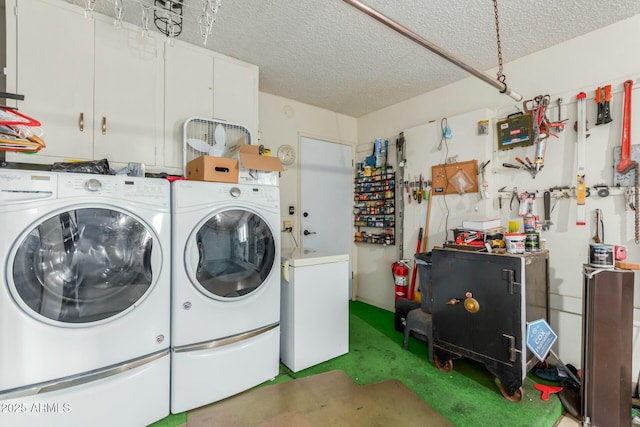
top-left (342, 0), bottom-right (523, 102)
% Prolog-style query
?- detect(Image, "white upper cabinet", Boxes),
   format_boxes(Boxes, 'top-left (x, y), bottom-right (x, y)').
top-left (163, 41), bottom-right (215, 170)
top-left (5, 0), bottom-right (258, 173)
top-left (12, 0), bottom-right (95, 160)
top-left (163, 44), bottom-right (259, 172)
top-left (93, 18), bottom-right (164, 166)
top-left (7, 0), bottom-right (163, 168)
top-left (213, 54), bottom-right (259, 142)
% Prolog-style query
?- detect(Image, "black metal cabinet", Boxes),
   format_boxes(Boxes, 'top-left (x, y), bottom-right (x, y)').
top-left (582, 267), bottom-right (634, 427)
top-left (431, 248), bottom-right (549, 401)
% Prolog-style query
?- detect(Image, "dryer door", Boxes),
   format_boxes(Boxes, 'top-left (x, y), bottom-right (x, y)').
top-left (9, 207), bottom-right (158, 324)
top-left (189, 208), bottom-right (275, 299)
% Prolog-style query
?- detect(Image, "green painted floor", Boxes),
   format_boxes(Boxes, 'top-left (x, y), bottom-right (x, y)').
top-left (151, 301), bottom-right (563, 427)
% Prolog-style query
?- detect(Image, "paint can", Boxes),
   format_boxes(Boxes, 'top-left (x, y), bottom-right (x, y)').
top-left (523, 214), bottom-right (536, 233)
top-left (525, 233), bottom-right (540, 252)
top-left (588, 244), bottom-right (614, 268)
top-left (504, 233), bottom-right (526, 254)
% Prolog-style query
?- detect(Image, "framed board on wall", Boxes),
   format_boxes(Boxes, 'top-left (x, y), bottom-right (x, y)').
top-left (432, 160), bottom-right (478, 195)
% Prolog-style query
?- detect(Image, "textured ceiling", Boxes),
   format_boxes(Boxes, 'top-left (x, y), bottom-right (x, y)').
top-left (65, 0), bottom-right (640, 117)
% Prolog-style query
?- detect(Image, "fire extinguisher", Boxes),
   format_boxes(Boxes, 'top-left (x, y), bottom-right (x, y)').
top-left (392, 260), bottom-right (410, 300)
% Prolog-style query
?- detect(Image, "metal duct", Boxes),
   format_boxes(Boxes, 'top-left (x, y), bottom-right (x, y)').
top-left (343, 0), bottom-right (523, 102)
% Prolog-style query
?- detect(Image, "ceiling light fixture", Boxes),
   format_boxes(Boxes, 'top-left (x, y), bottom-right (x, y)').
top-left (342, 0), bottom-right (523, 102)
top-left (83, 0), bottom-right (223, 46)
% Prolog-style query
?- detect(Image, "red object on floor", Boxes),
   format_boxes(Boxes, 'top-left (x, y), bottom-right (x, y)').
top-left (534, 383), bottom-right (563, 401)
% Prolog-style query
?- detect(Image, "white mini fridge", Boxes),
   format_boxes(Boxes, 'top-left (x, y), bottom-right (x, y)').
top-left (280, 248), bottom-right (350, 372)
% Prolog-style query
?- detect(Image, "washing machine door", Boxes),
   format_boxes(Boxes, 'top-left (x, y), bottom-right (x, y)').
top-left (9, 207), bottom-right (157, 324)
top-left (189, 208), bottom-right (275, 299)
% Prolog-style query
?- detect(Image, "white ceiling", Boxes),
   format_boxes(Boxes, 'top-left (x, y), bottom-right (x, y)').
top-left (65, 0), bottom-right (640, 117)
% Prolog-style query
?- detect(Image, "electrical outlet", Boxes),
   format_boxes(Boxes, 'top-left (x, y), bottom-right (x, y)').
top-left (283, 220), bottom-right (294, 232)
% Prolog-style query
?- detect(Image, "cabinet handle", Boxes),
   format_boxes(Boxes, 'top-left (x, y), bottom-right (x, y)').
top-left (102, 117), bottom-right (107, 135)
top-left (79, 112), bottom-right (84, 132)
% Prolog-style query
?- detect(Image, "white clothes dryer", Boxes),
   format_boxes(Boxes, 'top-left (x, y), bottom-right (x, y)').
top-left (171, 180), bottom-right (280, 413)
top-left (0, 169), bottom-right (170, 427)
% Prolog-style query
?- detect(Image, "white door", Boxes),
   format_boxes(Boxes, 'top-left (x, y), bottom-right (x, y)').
top-left (300, 137), bottom-right (353, 294)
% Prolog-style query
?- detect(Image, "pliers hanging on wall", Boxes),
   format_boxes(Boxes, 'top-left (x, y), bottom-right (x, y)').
top-left (510, 187), bottom-right (520, 211)
top-left (595, 85), bottom-right (613, 125)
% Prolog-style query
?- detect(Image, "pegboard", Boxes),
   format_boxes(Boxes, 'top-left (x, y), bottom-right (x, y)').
top-left (613, 145), bottom-right (640, 186)
top-left (432, 160), bottom-right (478, 195)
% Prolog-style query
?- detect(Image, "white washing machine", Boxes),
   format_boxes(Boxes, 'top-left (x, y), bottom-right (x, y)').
top-left (0, 169), bottom-right (171, 427)
top-left (171, 180), bottom-right (280, 413)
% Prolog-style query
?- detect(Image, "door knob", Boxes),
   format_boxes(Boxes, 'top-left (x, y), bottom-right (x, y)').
top-left (303, 230), bottom-right (316, 236)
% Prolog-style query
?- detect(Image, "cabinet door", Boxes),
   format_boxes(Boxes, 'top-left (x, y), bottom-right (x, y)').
top-left (93, 18), bottom-right (163, 166)
top-left (14, 0), bottom-right (94, 160)
top-left (163, 41), bottom-right (214, 170)
top-left (213, 54), bottom-right (259, 141)
top-left (432, 250), bottom-right (522, 364)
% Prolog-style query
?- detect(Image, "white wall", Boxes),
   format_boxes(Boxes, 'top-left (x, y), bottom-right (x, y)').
top-left (354, 14), bottom-right (640, 370)
top-left (258, 92), bottom-right (358, 250)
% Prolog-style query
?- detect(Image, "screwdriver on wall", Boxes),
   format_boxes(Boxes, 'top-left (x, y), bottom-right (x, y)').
top-left (502, 162), bottom-right (522, 169)
top-left (515, 157), bottom-right (531, 169)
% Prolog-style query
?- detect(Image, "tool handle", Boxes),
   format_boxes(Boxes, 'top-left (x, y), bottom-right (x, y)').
top-left (618, 80), bottom-right (634, 173)
top-left (595, 87), bottom-right (602, 103)
top-left (515, 157), bottom-right (528, 168)
top-left (502, 163), bottom-right (521, 169)
top-left (604, 85), bottom-right (612, 102)
top-left (544, 191), bottom-right (551, 220)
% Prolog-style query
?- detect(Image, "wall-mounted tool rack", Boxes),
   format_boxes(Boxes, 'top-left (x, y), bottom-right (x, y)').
top-left (354, 170), bottom-right (395, 245)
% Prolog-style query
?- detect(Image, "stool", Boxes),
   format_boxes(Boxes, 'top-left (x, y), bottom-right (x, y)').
top-left (402, 308), bottom-right (433, 362)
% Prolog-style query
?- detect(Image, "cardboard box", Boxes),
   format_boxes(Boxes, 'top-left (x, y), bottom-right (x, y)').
top-left (186, 155), bottom-right (239, 183)
top-left (238, 145), bottom-right (284, 186)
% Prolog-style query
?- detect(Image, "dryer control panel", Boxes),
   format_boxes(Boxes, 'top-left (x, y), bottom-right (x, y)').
top-left (0, 169), bottom-right (57, 203)
top-left (58, 175), bottom-right (169, 206)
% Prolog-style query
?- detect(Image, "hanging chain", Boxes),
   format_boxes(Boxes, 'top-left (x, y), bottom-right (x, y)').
top-left (493, 0), bottom-right (505, 84)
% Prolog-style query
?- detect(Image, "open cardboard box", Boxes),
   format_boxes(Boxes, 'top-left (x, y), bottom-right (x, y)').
top-left (186, 155), bottom-right (239, 183)
top-left (238, 145), bottom-right (284, 186)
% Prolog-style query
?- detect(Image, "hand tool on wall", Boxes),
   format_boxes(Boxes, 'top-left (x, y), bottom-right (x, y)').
top-left (421, 188), bottom-right (433, 252)
top-left (603, 85), bottom-right (613, 124)
top-left (576, 92), bottom-right (587, 226)
top-left (596, 85), bottom-right (613, 125)
top-left (502, 162), bottom-right (522, 170)
top-left (618, 81), bottom-right (636, 173)
top-left (556, 98), bottom-right (565, 132)
top-left (617, 80), bottom-right (639, 243)
top-left (417, 174), bottom-right (423, 203)
top-left (497, 186), bottom-right (507, 209)
top-left (510, 187), bottom-right (520, 211)
top-left (515, 157), bottom-right (529, 169)
top-left (522, 94), bottom-right (565, 175)
top-left (478, 160), bottom-right (490, 199)
top-left (408, 227), bottom-right (423, 300)
top-left (542, 191), bottom-right (552, 231)
top-left (592, 209), bottom-right (602, 243)
top-left (595, 87), bottom-right (604, 125)
top-left (525, 157), bottom-right (535, 169)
